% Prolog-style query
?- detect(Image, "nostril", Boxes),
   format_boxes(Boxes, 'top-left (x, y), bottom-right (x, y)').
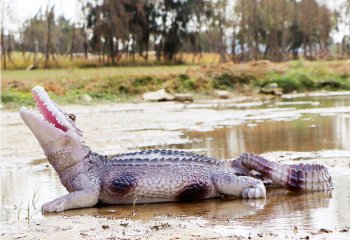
top-left (68, 114), bottom-right (76, 122)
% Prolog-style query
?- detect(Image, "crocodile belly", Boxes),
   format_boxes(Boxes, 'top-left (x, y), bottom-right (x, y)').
top-left (99, 165), bottom-right (219, 204)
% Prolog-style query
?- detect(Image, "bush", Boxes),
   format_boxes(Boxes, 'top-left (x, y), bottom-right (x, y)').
top-left (213, 73), bottom-right (235, 89)
top-left (262, 71), bottom-right (315, 93)
top-left (317, 77), bottom-right (350, 90)
top-left (179, 74), bottom-right (196, 90)
top-left (1, 91), bottom-right (34, 106)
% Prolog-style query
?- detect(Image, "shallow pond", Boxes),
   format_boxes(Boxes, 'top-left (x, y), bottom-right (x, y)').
top-left (1, 94), bottom-right (350, 235)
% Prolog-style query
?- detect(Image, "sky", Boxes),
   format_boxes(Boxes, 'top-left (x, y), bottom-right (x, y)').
top-left (2, 0), bottom-right (80, 32)
top-left (2, 0), bottom-right (348, 42)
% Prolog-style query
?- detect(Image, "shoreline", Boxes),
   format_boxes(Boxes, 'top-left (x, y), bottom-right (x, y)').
top-left (2, 208), bottom-right (350, 240)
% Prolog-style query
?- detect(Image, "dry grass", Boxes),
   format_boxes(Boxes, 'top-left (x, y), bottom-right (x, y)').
top-left (1, 59), bottom-right (349, 108)
top-left (1, 65), bottom-right (194, 92)
top-left (1, 52), bottom-right (222, 70)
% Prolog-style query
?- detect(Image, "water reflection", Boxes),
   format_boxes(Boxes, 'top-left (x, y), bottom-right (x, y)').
top-left (0, 166), bottom-right (67, 221)
top-left (2, 159), bottom-right (349, 232)
top-left (239, 174), bottom-right (350, 231)
top-left (173, 114), bottom-right (350, 159)
top-left (60, 176), bottom-right (348, 232)
top-left (57, 188), bottom-right (332, 224)
top-left (60, 198), bottom-right (266, 221)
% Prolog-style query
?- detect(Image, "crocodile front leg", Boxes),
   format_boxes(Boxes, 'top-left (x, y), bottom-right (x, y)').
top-left (42, 173), bottom-right (101, 212)
top-left (42, 187), bottom-right (100, 212)
top-left (212, 173), bottom-right (266, 199)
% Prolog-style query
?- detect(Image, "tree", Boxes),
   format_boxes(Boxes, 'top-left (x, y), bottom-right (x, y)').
top-left (44, 6), bottom-right (55, 68)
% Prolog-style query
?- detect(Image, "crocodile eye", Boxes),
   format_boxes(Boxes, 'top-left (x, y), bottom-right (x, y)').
top-left (68, 113), bottom-right (76, 122)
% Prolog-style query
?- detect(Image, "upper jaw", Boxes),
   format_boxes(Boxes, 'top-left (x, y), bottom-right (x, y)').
top-left (19, 86), bottom-right (72, 146)
top-left (19, 106), bottom-right (66, 146)
top-left (31, 86), bottom-right (71, 132)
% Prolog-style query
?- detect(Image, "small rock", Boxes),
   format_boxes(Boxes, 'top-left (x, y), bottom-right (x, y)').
top-left (215, 90), bottom-right (230, 99)
top-left (268, 83), bottom-right (278, 89)
top-left (150, 222), bottom-right (171, 231)
top-left (80, 233), bottom-right (88, 237)
top-left (174, 93), bottom-right (193, 102)
top-left (102, 225), bottom-right (109, 230)
top-left (142, 89), bottom-right (175, 102)
top-left (293, 226), bottom-right (298, 234)
top-left (79, 94), bottom-right (92, 104)
top-left (260, 87), bottom-right (283, 96)
top-left (318, 228), bottom-right (332, 233)
top-left (14, 234), bottom-right (27, 239)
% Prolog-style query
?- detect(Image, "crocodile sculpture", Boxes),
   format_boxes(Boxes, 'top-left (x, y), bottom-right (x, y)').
top-left (19, 86), bottom-right (334, 212)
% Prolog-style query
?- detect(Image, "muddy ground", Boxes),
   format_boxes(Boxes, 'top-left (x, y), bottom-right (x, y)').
top-left (1, 94), bottom-right (350, 239)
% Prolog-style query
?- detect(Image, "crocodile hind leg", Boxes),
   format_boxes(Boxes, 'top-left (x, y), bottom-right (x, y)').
top-left (212, 173), bottom-right (266, 199)
top-left (237, 153), bottom-right (334, 192)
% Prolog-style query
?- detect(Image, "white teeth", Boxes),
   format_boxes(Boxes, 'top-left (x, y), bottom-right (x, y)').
top-left (31, 87), bottom-right (75, 132)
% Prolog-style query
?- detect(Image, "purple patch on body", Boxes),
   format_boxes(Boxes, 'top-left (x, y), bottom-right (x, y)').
top-left (176, 181), bottom-right (210, 200)
top-left (110, 173), bottom-right (137, 196)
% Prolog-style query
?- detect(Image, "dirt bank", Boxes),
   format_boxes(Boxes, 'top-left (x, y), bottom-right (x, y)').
top-left (1, 214), bottom-right (349, 240)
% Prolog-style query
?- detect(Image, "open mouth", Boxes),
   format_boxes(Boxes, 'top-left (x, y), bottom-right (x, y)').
top-left (20, 86), bottom-right (69, 133)
top-left (32, 88), bottom-right (68, 132)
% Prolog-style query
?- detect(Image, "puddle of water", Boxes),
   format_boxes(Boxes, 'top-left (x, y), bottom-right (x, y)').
top-left (1, 94), bottom-right (350, 234)
top-left (1, 167), bottom-right (349, 232)
top-left (169, 114), bottom-right (350, 160)
top-left (198, 95), bottom-right (350, 111)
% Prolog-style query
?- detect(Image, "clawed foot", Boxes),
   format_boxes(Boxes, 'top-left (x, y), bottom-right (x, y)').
top-left (42, 199), bottom-right (66, 213)
top-left (242, 182), bottom-right (266, 199)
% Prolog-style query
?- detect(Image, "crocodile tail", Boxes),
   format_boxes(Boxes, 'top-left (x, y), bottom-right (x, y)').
top-left (237, 153), bottom-right (334, 192)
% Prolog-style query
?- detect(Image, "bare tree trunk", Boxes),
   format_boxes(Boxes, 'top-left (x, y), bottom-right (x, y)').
top-left (33, 40), bottom-right (39, 68)
top-left (98, 40), bottom-right (101, 64)
top-left (1, 27), bottom-right (6, 69)
top-left (44, 7), bottom-right (54, 69)
top-left (252, 0), bottom-right (259, 60)
top-left (240, 0), bottom-right (246, 62)
top-left (145, 39), bottom-right (149, 60)
top-left (83, 27), bottom-right (88, 59)
top-left (102, 40), bottom-right (106, 64)
top-left (156, 37), bottom-right (162, 62)
top-left (231, 32), bottom-right (236, 62)
top-left (109, 36), bottom-right (115, 65)
top-left (80, 1), bottom-right (89, 60)
top-left (219, 0), bottom-right (227, 63)
top-left (7, 34), bottom-right (15, 67)
top-left (70, 25), bottom-right (75, 60)
top-left (132, 40), bottom-right (135, 63)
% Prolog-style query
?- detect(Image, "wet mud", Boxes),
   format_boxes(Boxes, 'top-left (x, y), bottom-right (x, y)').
top-left (1, 94), bottom-right (350, 239)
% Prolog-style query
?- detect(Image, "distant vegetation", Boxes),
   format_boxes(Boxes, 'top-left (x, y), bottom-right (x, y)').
top-left (2, 60), bottom-right (349, 108)
top-left (2, 1), bottom-right (349, 108)
top-left (1, 0), bottom-right (350, 70)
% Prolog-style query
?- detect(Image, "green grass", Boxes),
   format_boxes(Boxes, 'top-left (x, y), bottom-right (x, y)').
top-left (1, 65), bottom-right (197, 107)
top-left (2, 65), bottom-right (193, 82)
top-left (260, 66), bottom-right (350, 93)
top-left (2, 60), bottom-right (350, 108)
